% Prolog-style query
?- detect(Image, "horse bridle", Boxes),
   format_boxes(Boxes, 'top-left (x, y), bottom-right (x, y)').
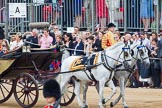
top-left (101, 46), bottom-right (132, 72)
top-left (131, 45), bottom-right (149, 62)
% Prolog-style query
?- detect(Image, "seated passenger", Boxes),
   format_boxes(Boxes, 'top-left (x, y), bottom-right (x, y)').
top-left (10, 32), bottom-right (24, 51)
top-left (54, 35), bottom-right (63, 52)
top-left (10, 35), bottom-right (16, 46)
top-left (0, 39), bottom-right (10, 56)
top-left (25, 28), bottom-right (40, 48)
top-left (39, 28), bottom-right (53, 48)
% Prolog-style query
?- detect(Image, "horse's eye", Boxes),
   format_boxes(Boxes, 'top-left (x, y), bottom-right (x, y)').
top-left (124, 51), bottom-right (129, 57)
top-left (139, 49), bottom-right (144, 55)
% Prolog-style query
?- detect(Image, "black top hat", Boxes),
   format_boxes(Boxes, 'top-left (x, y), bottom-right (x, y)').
top-left (107, 23), bottom-right (116, 28)
top-left (43, 79), bottom-right (61, 100)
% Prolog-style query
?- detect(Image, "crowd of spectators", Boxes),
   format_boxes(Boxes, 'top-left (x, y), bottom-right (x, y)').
top-left (1, 0), bottom-right (162, 32)
top-left (1, 21), bottom-right (162, 89)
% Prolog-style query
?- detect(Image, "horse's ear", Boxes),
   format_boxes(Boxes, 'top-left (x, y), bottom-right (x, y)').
top-left (146, 47), bottom-right (151, 56)
top-left (140, 40), bottom-right (143, 45)
top-left (130, 49), bottom-right (134, 56)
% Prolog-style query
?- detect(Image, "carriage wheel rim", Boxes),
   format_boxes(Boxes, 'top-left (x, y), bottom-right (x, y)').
top-left (13, 73), bottom-right (39, 108)
top-left (60, 81), bottom-right (75, 106)
top-left (0, 80), bottom-right (14, 103)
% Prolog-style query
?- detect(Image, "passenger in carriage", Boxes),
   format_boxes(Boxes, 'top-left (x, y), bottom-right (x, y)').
top-left (39, 28), bottom-right (53, 48)
top-left (54, 35), bottom-right (63, 52)
top-left (25, 28), bottom-right (40, 48)
top-left (0, 39), bottom-right (9, 54)
top-left (50, 35), bottom-right (62, 72)
top-left (0, 39), bottom-right (8, 56)
top-left (10, 35), bottom-right (16, 47)
top-left (10, 32), bottom-right (24, 51)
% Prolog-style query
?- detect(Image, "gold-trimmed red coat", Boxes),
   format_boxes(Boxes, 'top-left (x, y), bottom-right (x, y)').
top-left (101, 31), bottom-right (117, 49)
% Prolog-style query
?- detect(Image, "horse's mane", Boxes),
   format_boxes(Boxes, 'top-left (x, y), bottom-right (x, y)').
top-left (106, 42), bottom-right (124, 50)
top-left (130, 41), bottom-right (140, 49)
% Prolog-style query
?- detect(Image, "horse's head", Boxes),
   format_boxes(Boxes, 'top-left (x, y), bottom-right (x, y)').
top-left (131, 43), bottom-right (150, 68)
top-left (119, 46), bottom-right (133, 69)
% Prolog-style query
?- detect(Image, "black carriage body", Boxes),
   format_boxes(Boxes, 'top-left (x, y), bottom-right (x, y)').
top-left (0, 48), bottom-right (75, 108)
top-left (0, 49), bottom-right (62, 79)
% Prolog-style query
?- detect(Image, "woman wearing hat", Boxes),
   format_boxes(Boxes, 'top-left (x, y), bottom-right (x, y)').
top-left (101, 23), bottom-right (117, 49)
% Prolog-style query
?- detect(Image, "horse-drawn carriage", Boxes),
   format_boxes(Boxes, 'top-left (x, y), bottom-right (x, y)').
top-left (0, 31), bottom-right (151, 108)
top-left (0, 47), bottom-right (75, 108)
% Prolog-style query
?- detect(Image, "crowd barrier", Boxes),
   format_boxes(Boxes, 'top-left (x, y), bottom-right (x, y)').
top-left (0, 0), bottom-right (162, 35)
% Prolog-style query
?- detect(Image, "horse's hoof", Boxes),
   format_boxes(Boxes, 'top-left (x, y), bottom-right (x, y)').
top-left (81, 105), bottom-right (88, 108)
top-left (102, 98), bottom-right (106, 104)
top-left (84, 105), bottom-right (88, 108)
top-left (110, 102), bottom-right (114, 107)
top-left (124, 106), bottom-right (129, 108)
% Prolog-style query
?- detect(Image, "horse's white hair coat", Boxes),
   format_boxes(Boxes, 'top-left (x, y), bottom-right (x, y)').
top-left (59, 42), bottom-right (133, 108)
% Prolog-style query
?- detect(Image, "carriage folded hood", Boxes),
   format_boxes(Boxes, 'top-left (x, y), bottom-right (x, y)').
top-left (0, 59), bottom-right (15, 74)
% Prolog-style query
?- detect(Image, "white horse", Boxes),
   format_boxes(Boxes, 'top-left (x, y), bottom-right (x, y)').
top-left (79, 41), bottom-right (150, 108)
top-left (103, 41), bottom-right (150, 108)
top-left (59, 42), bottom-right (133, 108)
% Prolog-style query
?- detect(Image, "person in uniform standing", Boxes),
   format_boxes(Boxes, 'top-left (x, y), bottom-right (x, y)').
top-left (101, 23), bottom-right (117, 49)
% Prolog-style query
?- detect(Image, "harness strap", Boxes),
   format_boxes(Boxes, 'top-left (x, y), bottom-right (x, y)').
top-left (101, 51), bottom-right (113, 71)
top-left (101, 51), bottom-right (114, 82)
top-left (83, 70), bottom-right (94, 81)
top-left (83, 63), bottom-right (103, 82)
top-left (88, 70), bottom-right (97, 82)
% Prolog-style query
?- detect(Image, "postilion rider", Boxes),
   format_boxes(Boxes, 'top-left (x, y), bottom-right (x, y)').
top-left (101, 23), bottom-right (117, 49)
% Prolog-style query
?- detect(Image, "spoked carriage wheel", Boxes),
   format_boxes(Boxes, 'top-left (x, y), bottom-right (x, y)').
top-left (60, 80), bottom-right (75, 106)
top-left (0, 79), bottom-right (14, 103)
top-left (13, 73), bottom-right (39, 108)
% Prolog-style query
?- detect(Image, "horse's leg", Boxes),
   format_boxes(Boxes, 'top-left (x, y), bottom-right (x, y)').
top-left (82, 81), bottom-right (88, 108)
top-left (98, 80), bottom-right (106, 108)
top-left (95, 81), bottom-right (99, 93)
top-left (103, 80), bottom-right (117, 104)
top-left (120, 77), bottom-right (128, 108)
top-left (110, 94), bottom-right (122, 107)
top-left (73, 80), bottom-right (84, 108)
top-left (110, 77), bottom-right (128, 108)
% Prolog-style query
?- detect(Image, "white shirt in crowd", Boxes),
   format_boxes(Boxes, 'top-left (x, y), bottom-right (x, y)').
top-left (10, 40), bottom-right (24, 51)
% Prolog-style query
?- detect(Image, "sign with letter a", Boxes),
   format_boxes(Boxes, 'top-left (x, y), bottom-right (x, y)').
top-left (9, 3), bottom-right (27, 18)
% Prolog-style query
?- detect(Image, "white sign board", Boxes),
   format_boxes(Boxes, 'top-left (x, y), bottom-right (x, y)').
top-left (67, 27), bottom-right (74, 33)
top-left (9, 3), bottom-right (27, 18)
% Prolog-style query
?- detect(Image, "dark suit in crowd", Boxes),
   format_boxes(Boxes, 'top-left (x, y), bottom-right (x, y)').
top-left (72, 41), bottom-right (84, 56)
top-left (92, 39), bottom-right (103, 52)
top-left (157, 38), bottom-right (162, 73)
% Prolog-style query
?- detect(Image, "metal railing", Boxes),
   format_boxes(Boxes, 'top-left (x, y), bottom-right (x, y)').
top-left (9, 21), bottom-right (29, 34)
top-left (0, 7), bottom-right (5, 24)
top-left (0, 0), bottom-right (162, 36)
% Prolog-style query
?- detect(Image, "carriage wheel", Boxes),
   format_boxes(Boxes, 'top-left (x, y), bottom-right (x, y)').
top-left (60, 80), bottom-right (75, 106)
top-left (0, 79), bottom-right (14, 103)
top-left (13, 73), bottom-right (39, 108)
